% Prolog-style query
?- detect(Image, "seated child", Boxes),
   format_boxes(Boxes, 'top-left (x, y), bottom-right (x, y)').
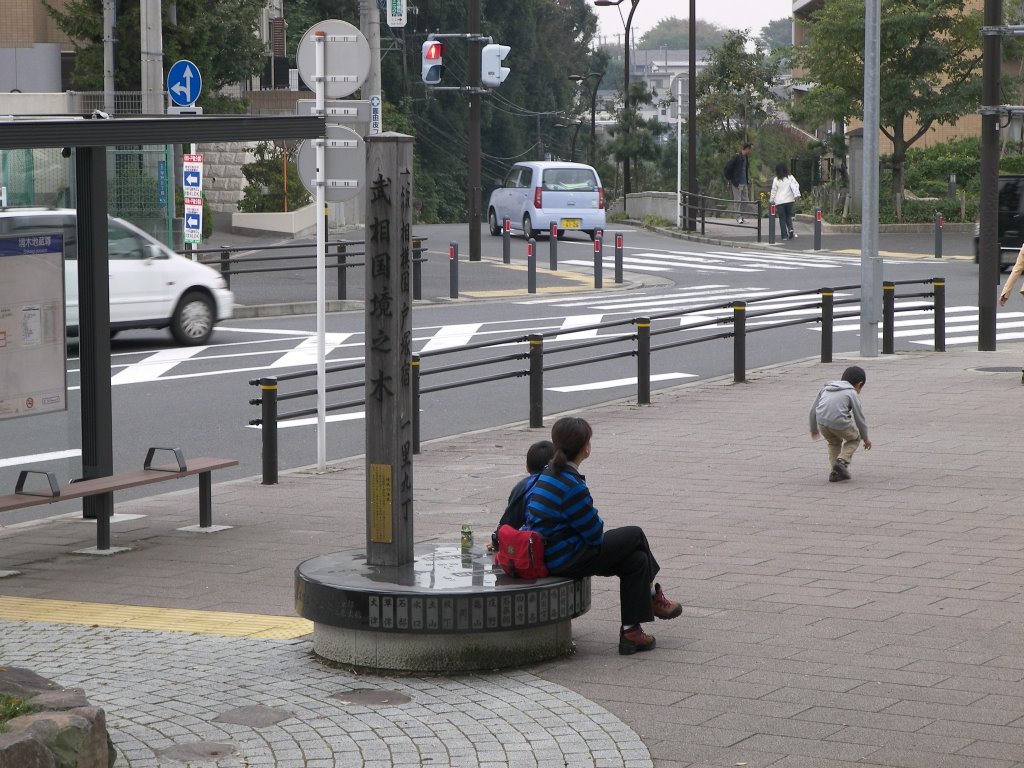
top-left (488, 440), bottom-right (555, 551)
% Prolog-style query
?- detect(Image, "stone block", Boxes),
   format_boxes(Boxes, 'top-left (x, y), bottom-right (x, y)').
top-left (0, 731), bottom-right (55, 768)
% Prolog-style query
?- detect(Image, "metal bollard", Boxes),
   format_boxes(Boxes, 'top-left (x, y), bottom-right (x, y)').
top-left (412, 239), bottom-right (422, 300)
top-left (219, 246), bottom-right (232, 289)
top-left (549, 221), bottom-right (558, 270)
top-left (411, 355), bottom-right (421, 454)
top-left (768, 204), bottom-right (776, 244)
top-left (882, 281), bottom-right (895, 354)
top-left (934, 212), bottom-right (943, 258)
top-left (933, 277), bottom-right (945, 352)
top-left (527, 238), bottom-right (537, 293)
top-left (528, 335), bottom-right (544, 428)
top-left (733, 301), bottom-right (746, 383)
top-left (336, 243), bottom-right (348, 300)
top-left (502, 217), bottom-right (511, 264)
top-left (636, 317), bottom-right (650, 405)
top-left (449, 241), bottom-right (458, 299)
top-left (614, 232), bottom-right (624, 283)
top-left (259, 377), bottom-right (278, 485)
top-left (593, 237), bottom-right (603, 289)
top-left (814, 208), bottom-right (822, 251)
top-left (820, 289), bottom-right (834, 363)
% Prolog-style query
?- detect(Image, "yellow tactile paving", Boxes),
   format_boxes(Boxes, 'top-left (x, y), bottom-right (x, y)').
top-left (462, 263), bottom-right (599, 298)
top-left (832, 249), bottom-right (971, 261)
top-left (0, 596), bottom-right (312, 639)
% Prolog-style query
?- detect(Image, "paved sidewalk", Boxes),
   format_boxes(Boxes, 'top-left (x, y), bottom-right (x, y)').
top-left (3, 345), bottom-right (1024, 767)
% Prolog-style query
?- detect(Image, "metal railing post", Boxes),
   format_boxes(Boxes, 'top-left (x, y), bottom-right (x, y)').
top-left (412, 239), bottom-right (422, 300)
top-left (820, 289), bottom-right (833, 363)
top-left (882, 281), bottom-right (895, 354)
top-left (219, 245), bottom-right (232, 289)
top-left (528, 334), bottom-right (544, 428)
top-left (933, 277), bottom-right (946, 351)
top-left (502, 217), bottom-right (511, 264)
top-left (528, 238), bottom-right (537, 293)
top-left (814, 208), bottom-right (822, 251)
top-left (756, 197), bottom-right (763, 242)
top-left (549, 221), bottom-right (558, 270)
top-left (259, 376), bottom-right (278, 485)
top-left (412, 355), bottom-right (421, 454)
top-left (336, 242), bottom-right (348, 301)
top-left (449, 241), bottom-right (458, 299)
top-left (593, 236), bottom-right (603, 289)
top-left (637, 317), bottom-right (650, 405)
top-left (934, 212), bottom-right (943, 258)
top-left (733, 301), bottom-right (746, 383)
top-left (768, 204), bottom-right (776, 244)
top-left (700, 198), bottom-right (706, 236)
top-left (614, 231), bottom-right (624, 284)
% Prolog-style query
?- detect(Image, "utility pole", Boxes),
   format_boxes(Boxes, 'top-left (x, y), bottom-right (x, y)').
top-left (859, 0), bottom-right (882, 357)
top-left (103, 0), bottom-right (115, 113)
top-left (978, 0), bottom-right (1001, 351)
top-left (139, 0), bottom-right (163, 115)
top-left (468, 0), bottom-right (482, 261)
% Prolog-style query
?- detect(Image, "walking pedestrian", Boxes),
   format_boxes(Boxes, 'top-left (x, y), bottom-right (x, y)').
top-left (723, 142), bottom-right (753, 224)
top-left (769, 162), bottom-right (800, 240)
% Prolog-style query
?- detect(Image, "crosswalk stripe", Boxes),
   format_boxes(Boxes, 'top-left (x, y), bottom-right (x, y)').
top-left (547, 373), bottom-right (696, 392)
top-left (420, 323), bottom-right (484, 352)
top-left (271, 333), bottom-right (354, 369)
top-left (554, 314), bottom-right (603, 340)
top-left (110, 346), bottom-right (209, 385)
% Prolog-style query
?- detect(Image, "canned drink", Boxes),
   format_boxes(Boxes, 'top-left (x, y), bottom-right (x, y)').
top-left (460, 524), bottom-right (473, 550)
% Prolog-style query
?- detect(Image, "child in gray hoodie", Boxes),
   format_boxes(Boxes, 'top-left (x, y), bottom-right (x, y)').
top-left (809, 365), bottom-right (872, 482)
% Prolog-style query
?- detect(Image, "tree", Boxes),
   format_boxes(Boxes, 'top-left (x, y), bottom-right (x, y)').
top-left (791, 0), bottom-right (984, 197)
top-left (604, 82), bottom-right (670, 196)
top-left (696, 29), bottom-right (781, 182)
top-left (44, 0), bottom-right (266, 107)
top-left (758, 18), bottom-right (792, 55)
top-left (637, 17), bottom-right (727, 51)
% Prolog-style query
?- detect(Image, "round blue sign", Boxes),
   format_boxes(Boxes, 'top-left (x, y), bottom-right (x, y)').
top-left (167, 60), bottom-right (202, 107)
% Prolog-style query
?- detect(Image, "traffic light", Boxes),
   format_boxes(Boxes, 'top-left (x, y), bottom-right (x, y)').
top-left (481, 44), bottom-right (510, 88)
top-left (421, 40), bottom-right (445, 85)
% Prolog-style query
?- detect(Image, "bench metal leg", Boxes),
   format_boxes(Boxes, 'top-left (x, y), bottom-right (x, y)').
top-left (96, 493), bottom-right (112, 550)
top-left (199, 471), bottom-right (212, 528)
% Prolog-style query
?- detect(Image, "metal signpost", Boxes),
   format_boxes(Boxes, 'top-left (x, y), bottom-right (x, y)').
top-left (295, 20), bottom-right (371, 472)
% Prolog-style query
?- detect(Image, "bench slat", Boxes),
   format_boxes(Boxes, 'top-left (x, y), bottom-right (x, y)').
top-left (0, 458), bottom-right (237, 514)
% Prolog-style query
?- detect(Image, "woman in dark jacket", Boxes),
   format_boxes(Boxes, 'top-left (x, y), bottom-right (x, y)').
top-left (523, 416), bottom-right (682, 655)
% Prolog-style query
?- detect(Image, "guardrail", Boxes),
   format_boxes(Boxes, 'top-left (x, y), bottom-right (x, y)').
top-left (179, 237), bottom-right (429, 301)
top-left (682, 192), bottom-right (764, 241)
top-left (248, 278), bottom-right (945, 483)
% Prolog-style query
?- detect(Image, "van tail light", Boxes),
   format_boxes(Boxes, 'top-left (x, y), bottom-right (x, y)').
top-left (533, 187), bottom-right (543, 209)
top-left (598, 186), bottom-right (604, 210)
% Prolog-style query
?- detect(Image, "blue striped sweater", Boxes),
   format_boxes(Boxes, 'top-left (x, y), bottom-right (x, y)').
top-left (523, 465), bottom-right (604, 571)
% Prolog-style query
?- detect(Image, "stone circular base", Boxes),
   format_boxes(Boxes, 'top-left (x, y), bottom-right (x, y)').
top-left (295, 544), bottom-right (591, 673)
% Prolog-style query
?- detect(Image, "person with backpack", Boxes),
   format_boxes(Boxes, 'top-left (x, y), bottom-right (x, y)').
top-left (523, 417), bottom-right (682, 655)
top-left (488, 440), bottom-right (554, 551)
top-left (723, 142), bottom-right (753, 224)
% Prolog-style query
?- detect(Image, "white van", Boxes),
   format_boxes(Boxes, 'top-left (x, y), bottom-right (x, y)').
top-left (487, 161), bottom-right (605, 241)
top-left (0, 208), bottom-right (233, 345)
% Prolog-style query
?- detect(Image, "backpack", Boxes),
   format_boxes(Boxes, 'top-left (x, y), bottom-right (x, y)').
top-left (490, 474), bottom-right (541, 548)
top-left (723, 154), bottom-right (738, 182)
top-left (494, 525), bottom-right (549, 579)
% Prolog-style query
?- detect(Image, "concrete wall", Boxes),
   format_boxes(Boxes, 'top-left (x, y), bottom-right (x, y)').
top-left (616, 192), bottom-right (681, 222)
top-left (0, 44), bottom-right (62, 93)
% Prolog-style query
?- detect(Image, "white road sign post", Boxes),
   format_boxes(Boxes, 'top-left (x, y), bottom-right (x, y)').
top-left (296, 19), bottom-right (371, 472)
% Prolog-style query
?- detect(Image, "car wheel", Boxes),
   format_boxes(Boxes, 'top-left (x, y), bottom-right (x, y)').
top-left (488, 209), bottom-right (501, 236)
top-left (522, 213), bottom-right (535, 239)
top-left (586, 230), bottom-right (597, 242)
top-left (171, 290), bottom-right (215, 346)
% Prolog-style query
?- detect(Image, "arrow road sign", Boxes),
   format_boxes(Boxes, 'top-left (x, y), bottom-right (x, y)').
top-left (185, 214), bottom-right (201, 229)
top-left (183, 197), bottom-right (203, 245)
top-left (167, 60), bottom-right (203, 107)
top-left (182, 153), bottom-right (203, 195)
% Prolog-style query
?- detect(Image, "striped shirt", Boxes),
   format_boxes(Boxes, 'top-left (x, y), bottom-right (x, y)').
top-left (524, 464), bottom-right (604, 571)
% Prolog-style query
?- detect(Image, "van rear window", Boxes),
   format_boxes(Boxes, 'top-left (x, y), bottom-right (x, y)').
top-left (541, 169), bottom-right (597, 192)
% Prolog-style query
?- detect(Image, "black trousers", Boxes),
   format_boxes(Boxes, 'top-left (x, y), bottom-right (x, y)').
top-left (557, 525), bottom-right (660, 626)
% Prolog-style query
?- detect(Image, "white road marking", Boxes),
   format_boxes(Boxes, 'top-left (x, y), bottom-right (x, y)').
top-left (246, 412), bottom-right (365, 429)
top-left (0, 449), bottom-right (81, 469)
top-left (110, 346), bottom-right (210, 385)
top-left (554, 314), bottom-right (603, 340)
top-left (420, 323), bottom-right (484, 352)
top-left (548, 373), bottom-right (696, 392)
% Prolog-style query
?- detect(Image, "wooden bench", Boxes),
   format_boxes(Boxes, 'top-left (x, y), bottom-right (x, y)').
top-left (0, 448), bottom-right (238, 552)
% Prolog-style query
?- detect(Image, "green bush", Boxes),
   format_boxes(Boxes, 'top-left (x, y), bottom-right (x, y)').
top-left (822, 195), bottom-right (978, 225)
top-left (607, 211), bottom-right (629, 222)
top-left (0, 694), bottom-right (37, 732)
top-left (641, 214), bottom-right (673, 228)
top-left (237, 142), bottom-right (311, 214)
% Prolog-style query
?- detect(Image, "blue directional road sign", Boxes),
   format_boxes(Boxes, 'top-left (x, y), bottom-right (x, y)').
top-left (167, 59), bottom-right (202, 107)
top-left (185, 213), bottom-right (201, 229)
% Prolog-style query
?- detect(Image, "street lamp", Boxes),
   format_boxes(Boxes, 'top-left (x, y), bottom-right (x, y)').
top-left (554, 120), bottom-right (586, 162)
top-left (594, 0), bottom-right (641, 214)
top-left (568, 72), bottom-right (604, 167)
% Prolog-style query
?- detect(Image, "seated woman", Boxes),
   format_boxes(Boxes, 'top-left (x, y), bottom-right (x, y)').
top-left (523, 416), bottom-right (682, 655)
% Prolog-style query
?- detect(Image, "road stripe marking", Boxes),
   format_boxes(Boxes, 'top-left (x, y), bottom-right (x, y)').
top-left (271, 333), bottom-right (353, 369)
top-left (548, 373), bottom-right (696, 392)
top-left (420, 323), bottom-right (484, 352)
top-left (554, 314), bottom-right (603, 340)
top-left (110, 346), bottom-right (210, 385)
top-left (246, 412), bottom-right (364, 429)
top-left (0, 596), bottom-right (312, 639)
top-left (0, 449), bottom-right (81, 469)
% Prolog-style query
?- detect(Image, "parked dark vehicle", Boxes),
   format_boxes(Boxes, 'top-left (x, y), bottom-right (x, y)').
top-left (974, 175), bottom-right (1024, 269)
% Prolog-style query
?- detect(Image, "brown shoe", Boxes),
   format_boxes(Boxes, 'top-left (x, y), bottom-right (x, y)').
top-left (619, 625), bottom-right (657, 655)
top-left (652, 583), bottom-right (682, 620)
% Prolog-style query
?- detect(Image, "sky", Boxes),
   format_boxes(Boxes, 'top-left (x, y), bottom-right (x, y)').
top-left (592, 0), bottom-right (793, 43)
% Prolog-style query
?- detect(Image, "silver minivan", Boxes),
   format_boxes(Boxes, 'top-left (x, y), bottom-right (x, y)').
top-left (487, 161), bottom-right (605, 241)
top-left (0, 208), bottom-right (233, 346)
